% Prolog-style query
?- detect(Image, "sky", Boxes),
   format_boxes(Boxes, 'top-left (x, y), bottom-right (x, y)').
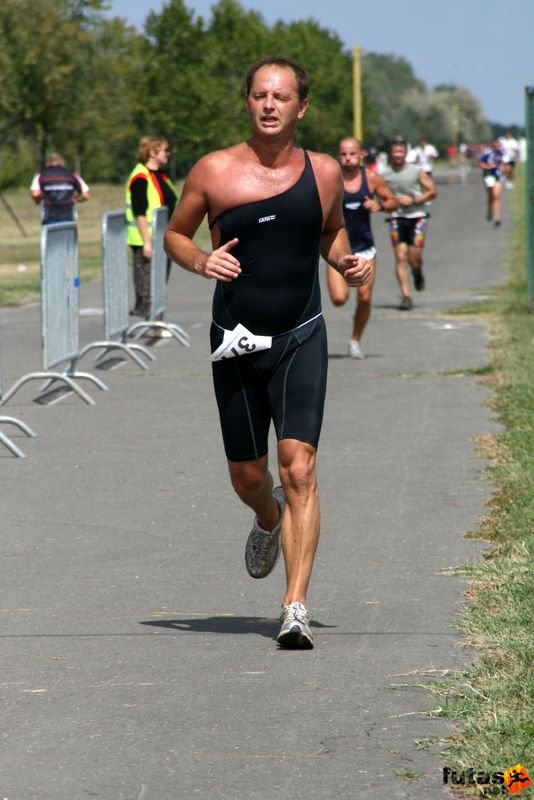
top-left (106, 0), bottom-right (534, 127)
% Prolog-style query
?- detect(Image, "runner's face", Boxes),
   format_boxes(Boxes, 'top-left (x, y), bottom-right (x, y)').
top-left (390, 144), bottom-right (407, 167)
top-left (246, 66), bottom-right (307, 137)
top-left (338, 140), bottom-right (363, 170)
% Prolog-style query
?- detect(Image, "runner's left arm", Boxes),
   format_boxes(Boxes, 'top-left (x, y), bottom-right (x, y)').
top-left (363, 172), bottom-right (398, 213)
top-left (412, 170), bottom-right (437, 205)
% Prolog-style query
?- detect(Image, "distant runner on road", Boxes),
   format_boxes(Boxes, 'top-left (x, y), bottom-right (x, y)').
top-left (383, 137), bottom-right (437, 310)
top-left (406, 138), bottom-right (439, 176)
top-left (326, 137), bottom-right (397, 359)
top-left (478, 140), bottom-right (504, 227)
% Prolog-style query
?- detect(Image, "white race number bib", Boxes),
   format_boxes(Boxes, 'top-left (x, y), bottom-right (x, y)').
top-left (210, 323), bottom-right (272, 362)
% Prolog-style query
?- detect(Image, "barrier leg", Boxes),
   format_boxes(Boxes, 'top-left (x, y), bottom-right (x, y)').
top-left (165, 323), bottom-right (191, 347)
top-left (126, 320), bottom-right (190, 347)
top-left (0, 430), bottom-right (27, 458)
top-left (68, 371), bottom-right (109, 391)
top-left (126, 343), bottom-right (157, 361)
top-left (0, 416), bottom-right (37, 438)
top-left (80, 340), bottom-right (153, 370)
top-left (1, 372), bottom-right (96, 406)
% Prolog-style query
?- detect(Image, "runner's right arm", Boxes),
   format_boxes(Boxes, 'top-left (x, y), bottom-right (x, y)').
top-left (164, 160), bottom-right (241, 282)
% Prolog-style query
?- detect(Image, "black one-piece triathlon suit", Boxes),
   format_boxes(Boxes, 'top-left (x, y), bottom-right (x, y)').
top-left (209, 151), bottom-right (328, 462)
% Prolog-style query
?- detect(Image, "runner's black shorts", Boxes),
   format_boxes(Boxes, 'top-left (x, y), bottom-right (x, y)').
top-left (388, 216), bottom-right (428, 248)
top-left (210, 315), bottom-right (328, 462)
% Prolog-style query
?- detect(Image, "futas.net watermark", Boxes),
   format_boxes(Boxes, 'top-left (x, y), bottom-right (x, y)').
top-left (442, 764), bottom-right (531, 795)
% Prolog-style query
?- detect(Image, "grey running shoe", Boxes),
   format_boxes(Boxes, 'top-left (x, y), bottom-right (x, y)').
top-left (399, 295), bottom-right (413, 311)
top-left (244, 486), bottom-right (285, 579)
top-left (277, 602), bottom-right (314, 649)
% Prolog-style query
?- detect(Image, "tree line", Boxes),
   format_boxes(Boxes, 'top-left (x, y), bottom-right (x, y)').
top-left (0, 0), bottom-right (495, 187)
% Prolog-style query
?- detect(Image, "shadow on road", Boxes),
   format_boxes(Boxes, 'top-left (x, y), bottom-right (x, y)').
top-left (140, 615), bottom-right (336, 640)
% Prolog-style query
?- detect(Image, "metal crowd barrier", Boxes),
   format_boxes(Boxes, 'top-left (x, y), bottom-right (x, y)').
top-left (0, 223), bottom-right (107, 406)
top-left (81, 211), bottom-right (154, 370)
top-left (0, 414), bottom-right (37, 458)
top-left (0, 343), bottom-right (37, 457)
top-left (127, 206), bottom-right (191, 346)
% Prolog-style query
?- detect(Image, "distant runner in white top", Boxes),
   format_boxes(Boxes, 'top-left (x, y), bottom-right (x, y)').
top-left (406, 138), bottom-right (439, 176)
top-left (498, 131), bottom-right (520, 189)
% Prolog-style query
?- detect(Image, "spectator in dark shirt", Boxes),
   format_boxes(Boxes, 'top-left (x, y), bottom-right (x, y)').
top-left (30, 152), bottom-right (90, 225)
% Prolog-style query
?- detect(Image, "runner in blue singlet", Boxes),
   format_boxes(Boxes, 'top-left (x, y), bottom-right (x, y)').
top-left (326, 137), bottom-right (397, 359)
top-left (478, 140), bottom-right (504, 227)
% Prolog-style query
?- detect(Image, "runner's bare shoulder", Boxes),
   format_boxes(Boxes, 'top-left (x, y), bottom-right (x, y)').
top-left (307, 150), bottom-right (343, 187)
top-left (189, 144), bottom-right (244, 186)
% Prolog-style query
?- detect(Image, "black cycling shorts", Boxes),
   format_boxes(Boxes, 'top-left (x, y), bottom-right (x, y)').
top-left (388, 216), bottom-right (428, 248)
top-left (210, 315), bottom-right (328, 462)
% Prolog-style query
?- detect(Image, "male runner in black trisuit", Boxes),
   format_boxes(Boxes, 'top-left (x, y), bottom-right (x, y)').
top-left (165, 57), bottom-right (371, 649)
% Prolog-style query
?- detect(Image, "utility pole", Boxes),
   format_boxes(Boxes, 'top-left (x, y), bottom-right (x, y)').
top-left (353, 45), bottom-right (362, 141)
top-left (526, 86), bottom-right (534, 310)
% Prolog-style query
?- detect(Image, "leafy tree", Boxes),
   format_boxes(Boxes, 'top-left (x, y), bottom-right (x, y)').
top-left (361, 56), bottom-right (491, 151)
top-left (142, 0), bottom-right (354, 162)
top-left (362, 52), bottom-right (426, 146)
top-left (141, 0), bottom-right (286, 172)
top-left (0, 0), bottom-right (499, 187)
top-left (75, 17), bottom-right (146, 180)
top-left (264, 20), bottom-right (353, 155)
top-left (201, 0), bottom-right (272, 149)
top-left (445, 87), bottom-right (491, 146)
top-left (0, 0), bottom-right (107, 168)
top-left (393, 86), bottom-right (490, 151)
top-left (393, 89), bottom-right (451, 151)
top-left (490, 122), bottom-right (525, 139)
top-left (140, 0), bottom-right (211, 176)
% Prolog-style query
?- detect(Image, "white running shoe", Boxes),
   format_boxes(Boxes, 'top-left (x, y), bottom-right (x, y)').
top-left (348, 339), bottom-right (365, 359)
top-left (277, 602), bottom-right (314, 649)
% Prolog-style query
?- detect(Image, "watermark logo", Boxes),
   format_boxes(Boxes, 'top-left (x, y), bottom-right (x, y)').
top-left (443, 764), bottom-right (531, 795)
top-left (503, 765), bottom-right (531, 794)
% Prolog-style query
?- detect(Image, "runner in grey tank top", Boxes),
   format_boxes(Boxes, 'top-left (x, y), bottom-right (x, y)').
top-left (383, 138), bottom-right (437, 310)
top-left (382, 163), bottom-right (428, 219)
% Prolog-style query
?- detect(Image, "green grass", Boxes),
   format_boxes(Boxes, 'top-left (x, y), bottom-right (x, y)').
top-left (430, 168), bottom-right (534, 792)
top-left (0, 181), bottom-right (211, 306)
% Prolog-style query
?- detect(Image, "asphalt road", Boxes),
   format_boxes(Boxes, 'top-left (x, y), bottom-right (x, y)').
top-left (0, 171), bottom-right (511, 799)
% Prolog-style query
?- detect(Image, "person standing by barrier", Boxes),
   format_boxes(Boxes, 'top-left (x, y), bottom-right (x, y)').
top-left (383, 137), bottom-right (437, 310)
top-left (326, 137), bottom-right (397, 359)
top-left (164, 57), bottom-right (371, 649)
top-left (125, 136), bottom-right (178, 331)
top-left (478, 140), bottom-right (504, 227)
top-left (30, 153), bottom-right (90, 225)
